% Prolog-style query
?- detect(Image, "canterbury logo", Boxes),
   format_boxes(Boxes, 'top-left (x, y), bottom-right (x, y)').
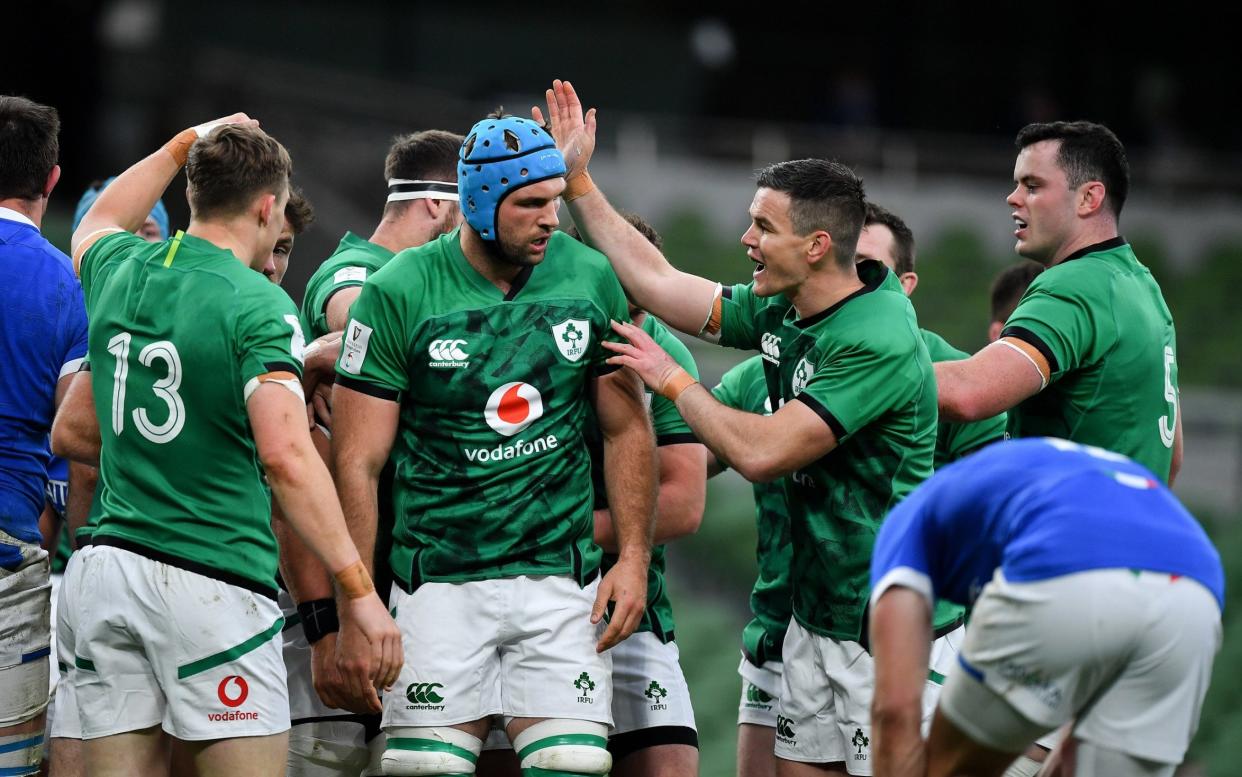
top-left (746, 683), bottom-right (773, 704)
top-left (428, 339), bottom-right (469, 363)
top-left (761, 333), bottom-right (781, 364)
top-left (777, 715), bottom-right (796, 739)
top-left (405, 682), bottom-right (445, 704)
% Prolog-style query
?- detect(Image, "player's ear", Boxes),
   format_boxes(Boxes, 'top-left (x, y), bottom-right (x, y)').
top-left (257, 192), bottom-right (276, 226)
top-left (44, 164), bottom-right (61, 198)
top-left (807, 230), bottom-right (832, 266)
top-left (1078, 181), bottom-right (1107, 217)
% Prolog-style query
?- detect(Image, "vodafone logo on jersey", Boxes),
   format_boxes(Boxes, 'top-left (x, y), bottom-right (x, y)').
top-left (484, 382), bottom-right (544, 436)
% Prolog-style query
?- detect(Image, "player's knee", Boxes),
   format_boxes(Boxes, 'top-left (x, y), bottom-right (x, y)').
top-left (512, 719), bottom-right (611, 776)
top-left (0, 732), bottom-right (45, 777)
top-left (381, 727), bottom-right (483, 775)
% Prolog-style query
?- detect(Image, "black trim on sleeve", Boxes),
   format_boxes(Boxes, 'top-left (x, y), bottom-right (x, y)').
top-left (320, 284), bottom-right (365, 319)
top-left (592, 362), bottom-right (623, 377)
top-left (335, 374), bottom-right (400, 402)
top-left (78, 361), bottom-right (91, 373)
top-left (608, 726), bottom-right (699, 760)
top-left (1059, 235), bottom-right (1126, 265)
top-left (263, 361), bottom-right (301, 376)
top-left (794, 393), bottom-right (847, 440)
top-left (997, 325), bottom-right (1059, 375)
top-left (92, 536), bottom-right (279, 600)
top-left (656, 432), bottom-right (700, 448)
top-left (794, 259), bottom-right (885, 330)
top-left (502, 264), bottom-right (534, 301)
top-left (720, 284), bottom-right (733, 300)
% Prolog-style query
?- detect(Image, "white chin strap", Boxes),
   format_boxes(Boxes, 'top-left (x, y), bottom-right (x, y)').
top-left (387, 179), bottom-right (459, 203)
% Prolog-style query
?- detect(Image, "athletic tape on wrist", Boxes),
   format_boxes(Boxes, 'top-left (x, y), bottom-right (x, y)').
top-left (563, 171), bottom-right (596, 202)
top-left (296, 598), bottom-right (340, 644)
top-left (163, 128), bottom-right (199, 167)
top-left (660, 368), bottom-right (699, 402)
top-left (387, 179), bottom-right (459, 203)
top-left (334, 560), bottom-right (375, 600)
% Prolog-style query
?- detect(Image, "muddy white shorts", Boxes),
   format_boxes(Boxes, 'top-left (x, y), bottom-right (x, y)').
top-left (0, 530), bottom-right (51, 726)
top-left (72, 545), bottom-right (289, 740)
top-left (940, 569), bottom-right (1221, 765)
top-left (775, 618), bottom-right (963, 774)
top-left (384, 575), bottom-right (611, 731)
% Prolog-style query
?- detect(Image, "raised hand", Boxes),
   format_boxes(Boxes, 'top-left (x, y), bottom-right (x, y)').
top-left (532, 79), bottom-right (597, 181)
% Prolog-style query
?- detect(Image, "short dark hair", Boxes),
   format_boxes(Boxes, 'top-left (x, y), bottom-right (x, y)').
top-left (284, 188), bottom-right (314, 235)
top-left (989, 260), bottom-right (1045, 324)
top-left (186, 125), bottom-right (291, 221)
top-left (1015, 121), bottom-right (1129, 218)
top-left (567, 211), bottom-right (663, 251)
top-left (383, 129), bottom-right (465, 215)
top-left (863, 201), bottom-right (916, 274)
top-left (0, 96), bottom-right (60, 201)
top-left (755, 159), bottom-right (866, 268)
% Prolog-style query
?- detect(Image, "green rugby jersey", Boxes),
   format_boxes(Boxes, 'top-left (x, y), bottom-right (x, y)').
top-left (717, 260), bottom-right (961, 641)
top-left (712, 355), bottom-right (791, 665)
top-left (920, 329), bottom-right (1009, 467)
top-left (299, 232), bottom-right (395, 339)
top-left (81, 230), bottom-right (306, 597)
top-left (336, 229), bottom-right (632, 591)
top-left (595, 314), bottom-right (699, 643)
top-left (1002, 238), bottom-right (1178, 480)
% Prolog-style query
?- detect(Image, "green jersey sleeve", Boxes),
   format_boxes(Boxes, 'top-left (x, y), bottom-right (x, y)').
top-left (794, 338), bottom-right (913, 442)
top-left (718, 282), bottom-right (767, 351)
top-left (80, 231), bottom-right (144, 301)
top-left (236, 284), bottom-right (305, 392)
top-left (1002, 278), bottom-right (1101, 382)
top-left (335, 275), bottom-right (410, 396)
top-left (302, 267), bottom-right (366, 339)
top-left (589, 266), bottom-right (632, 373)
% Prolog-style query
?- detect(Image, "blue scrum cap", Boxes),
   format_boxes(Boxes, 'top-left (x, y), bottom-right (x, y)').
top-left (72, 177), bottom-right (170, 240)
top-left (457, 116), bottom-right (566, 241)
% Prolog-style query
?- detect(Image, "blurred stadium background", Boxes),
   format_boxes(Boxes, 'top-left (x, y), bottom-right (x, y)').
top-left (11, 4), bottom-right (1242, 774)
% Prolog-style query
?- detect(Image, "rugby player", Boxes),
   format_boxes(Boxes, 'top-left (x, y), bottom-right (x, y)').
top-left (280, 130), bottom-right (462, 777)
top-left (855, 202), bottom-right (1008, 466)
top-left (63, 115), bottom-right (399, 777)
top-left (869, 438), bottom-right (1222, 777)
top-left (933, 122), bottom-right (1183, 482)
top-left (0, 95), bottom-right (88, 777)
top-left (331, 114), bottom-right (656, 777)
top-left (542, 80), bottom-right (962, 777)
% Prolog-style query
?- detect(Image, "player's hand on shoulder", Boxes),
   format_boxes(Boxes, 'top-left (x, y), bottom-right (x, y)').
top-left (592, 555), bottom-right (649, 653)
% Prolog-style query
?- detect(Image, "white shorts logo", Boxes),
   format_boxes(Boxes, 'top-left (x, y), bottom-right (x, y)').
top-left (761, 333), bottom-right (781, 364)
top-left (484, 382), bottom-right (544, 436)
top-left (428, 338), bottom-right (469, 368)
top-left (551, 319), bottom-right (591, 362)
top-left (340, 320), bottom-right (373, 375)
top-left (791, 357), bottom-right (813, 396)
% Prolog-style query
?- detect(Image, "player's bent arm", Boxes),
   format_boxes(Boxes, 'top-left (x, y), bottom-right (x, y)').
top-left (869, 586), bottom-right (934, 777)
top-left (275, 426), bottom-right (336, 604)
top-left (568, 188), bottom-right (720, 336)
top-left (324, 287), bottom-right (364, 334)
top-left (677, 386), bottom-right (836, 483)
top-left (51, 371), bottom-right (100, 466)
top-left (590, 368), bottom-right (657, 649)
top-left (935, 339), bottom-right (1047, 423)
top-left (65, 461), bottom-right (97, 547)
top-left (330, 383), bottom-right (400, 576)
top-left (594, 442), bottom-right (707, 549)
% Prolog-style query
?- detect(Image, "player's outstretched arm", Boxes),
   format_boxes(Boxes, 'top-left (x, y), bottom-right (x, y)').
top-left (593, 442), bottom-right (707, 550)
top-left (537, 80), bottom-right (720, 336)
top-left (249, 382), bottom-right (401, 711)
top-left (935, 339), bottom-right (1047, 422)
top-left (605, 321), bottom-right (837, 481)
top-left (869, 587), bottom-right (934, 777)
top-left (589, 367), bottom-right (656, 652)
top-left (70, 113), bottom-right (257, 272)
top-left (51, 370), bottom-right (100, 466)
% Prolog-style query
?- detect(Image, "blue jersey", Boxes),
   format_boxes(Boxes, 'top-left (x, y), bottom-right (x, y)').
top-left (871, 438), bottom-right (1225, 612)
top-left (45, 453), bottom-right (69, 520)
top-left (0, 212), bottom-right (88, 563)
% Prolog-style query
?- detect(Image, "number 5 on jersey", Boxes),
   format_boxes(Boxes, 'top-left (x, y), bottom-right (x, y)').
top-left (107, 331), bottom-right (185, 444)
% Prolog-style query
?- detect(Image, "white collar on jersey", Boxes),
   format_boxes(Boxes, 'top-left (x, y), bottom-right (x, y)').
top-left (0, 206), bottom-right (37, 229)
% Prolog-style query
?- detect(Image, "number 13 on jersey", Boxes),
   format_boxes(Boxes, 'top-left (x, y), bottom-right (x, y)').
top-left (107, 331), bottom-right (186, 444)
